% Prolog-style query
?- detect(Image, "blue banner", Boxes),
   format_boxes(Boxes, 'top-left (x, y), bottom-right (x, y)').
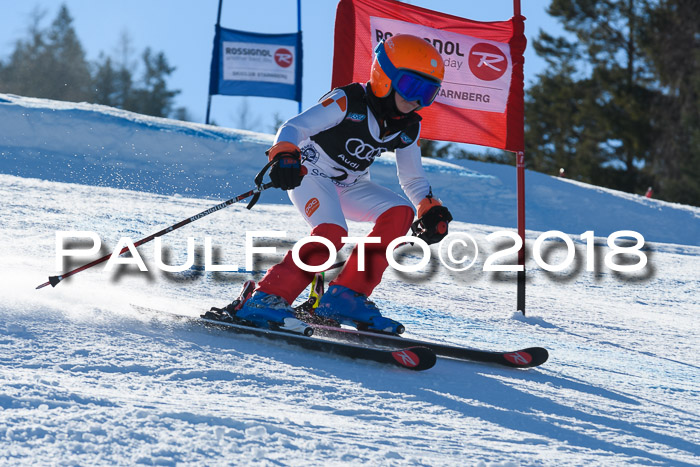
top-left (209, 27), bottom-right (302, 102)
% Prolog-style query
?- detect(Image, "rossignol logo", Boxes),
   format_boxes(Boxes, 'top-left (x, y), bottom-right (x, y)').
top-left (503, 351), bottom-right (532, 366)
top-left (392, 350), bottom-right (418, 368)
top-left (345, 112), bottom-right (366, 122)
top-left (468, 43), bottom-right (508, 81)
top-left (190, 203), bottom-right (227, 221)
top-left (225, 47), bottom-right (272, 57)
top-left (274, 48), bottom-right (293, 68)
top-left (376, 30), bottom-right (465, 56)
top-left (400, 132), bottom-right (414, 145)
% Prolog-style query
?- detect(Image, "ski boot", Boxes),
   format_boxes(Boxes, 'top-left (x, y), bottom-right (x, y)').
top-left (235, 290), bottom-right (311, 335)
top-left (314, 284), bottom-right (405, 335)
top-left (204, 280), bottom-right (256, 322)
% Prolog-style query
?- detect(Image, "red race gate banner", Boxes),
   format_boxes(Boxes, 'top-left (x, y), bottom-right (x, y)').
top-left (331, 0), bottom-right (526, 151)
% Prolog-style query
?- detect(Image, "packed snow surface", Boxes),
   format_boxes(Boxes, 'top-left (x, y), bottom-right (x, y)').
top-left (1, 94), bottom-right (698, 465)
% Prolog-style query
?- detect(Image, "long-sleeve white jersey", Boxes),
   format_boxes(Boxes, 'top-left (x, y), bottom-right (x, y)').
top-left (273, 83), bottom-right (432, 207)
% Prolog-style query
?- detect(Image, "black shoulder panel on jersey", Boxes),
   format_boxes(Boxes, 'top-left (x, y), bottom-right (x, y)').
top-left (310, 83), bottom-right (419, 172)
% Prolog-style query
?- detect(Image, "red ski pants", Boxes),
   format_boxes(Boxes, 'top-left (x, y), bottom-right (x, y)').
top-left (256, 205), bottom-right (414, 304)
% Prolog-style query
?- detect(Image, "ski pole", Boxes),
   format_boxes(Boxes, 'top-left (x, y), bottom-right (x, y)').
top-left (36, 182), bottom-right (274, 290)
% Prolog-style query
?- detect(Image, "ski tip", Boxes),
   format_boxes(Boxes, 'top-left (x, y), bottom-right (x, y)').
top-left (502, 347), bottom-right (549, 368)
top-left (391, 346), bottom-right (437, 371)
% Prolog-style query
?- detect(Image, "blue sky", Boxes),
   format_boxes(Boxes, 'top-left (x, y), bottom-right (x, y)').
top-left (0, 1), bottom-right (563, 134)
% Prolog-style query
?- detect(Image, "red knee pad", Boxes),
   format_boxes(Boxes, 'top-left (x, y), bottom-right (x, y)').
top-left (333, 205), bottom-right (415, 296)
top-left (296, 223), bottom-right (347, 266)
top-left (373, 205), bottom-right (414, 240)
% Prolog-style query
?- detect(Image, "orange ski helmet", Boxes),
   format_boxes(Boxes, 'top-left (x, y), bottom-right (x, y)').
top-left (369, 34), bottom-right (444, 107)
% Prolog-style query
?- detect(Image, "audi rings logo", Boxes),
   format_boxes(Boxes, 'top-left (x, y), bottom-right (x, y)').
top-left (344, 138), bottom-right (387, 162)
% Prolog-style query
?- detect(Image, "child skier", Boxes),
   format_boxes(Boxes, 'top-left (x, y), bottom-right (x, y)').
top-left (237, 34), bottom-right (453, 334)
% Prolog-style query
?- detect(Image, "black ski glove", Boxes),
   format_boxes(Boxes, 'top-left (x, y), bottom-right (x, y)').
top-left (266, 141), bottom-right (305, 190)
top-left (411, 204), bottom-right (453, 245)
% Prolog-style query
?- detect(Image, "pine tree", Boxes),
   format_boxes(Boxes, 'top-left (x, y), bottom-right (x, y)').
top-left (128, 48), bottom-right (180, 117)
top-left (640, 0), bottom-right (700, 205)
top-left (0, 5), bottom-right (92, 102)
top-left (92, 54), bottom-right (119, 107)
top-left (0, 8), bottom-right (51, 98)
top-left (110, 31), bottom-right (137, 111)
top-left (44, 4), bottom-right (92, 101)
top-left (526, 0), bottom-right (656, 195)
top-left (0, 6), bottom-right (183, 120)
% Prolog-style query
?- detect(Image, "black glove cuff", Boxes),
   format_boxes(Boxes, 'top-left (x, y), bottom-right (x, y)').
top-left (412, 205), bottom-right (453, 244)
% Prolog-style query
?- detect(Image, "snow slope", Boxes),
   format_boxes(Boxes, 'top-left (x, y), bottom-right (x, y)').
top-left (1, 94), bottom-right (699, 465)
top-left (1, 93), bottom-right (697, 246)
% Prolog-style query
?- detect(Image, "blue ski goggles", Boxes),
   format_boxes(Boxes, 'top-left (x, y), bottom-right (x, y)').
top-left (375, 41), bottom-right (442, 107)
